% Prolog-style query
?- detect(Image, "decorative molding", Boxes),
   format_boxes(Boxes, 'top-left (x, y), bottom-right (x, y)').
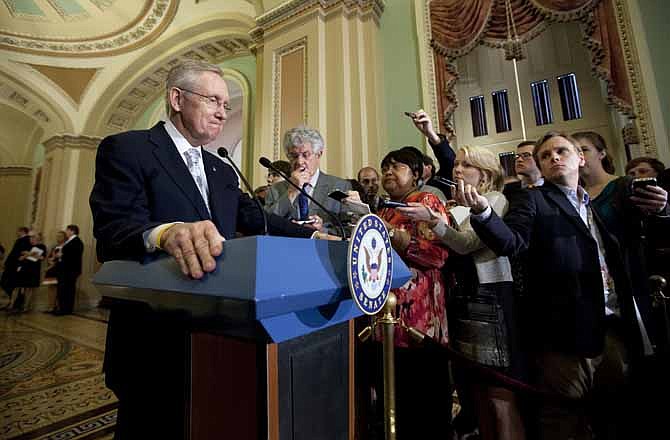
top-left (419, 0), bottom-right (438, 135)
top-left (9, 90), bottom-right (28, 107)
top-left (221, 68), bottom-right (253, 178)
top-left (622, 120), bottom-right (639, 145)
top-left (272, 38), bottom-right (308, 160)
top-left (33, 110), bottom-right (50, 123)
top-left (613, 0), bottom-right (656, 157)
top-left (0, 0), bottom-right (178, 57)
top-left (251, 0), bottom-right (384, 47)
top-left (0, 166), bottom-right (32, 176)
top-left (0, 71), bottom-right (61, 132)
top-left (43, 135), bottom-right (102, 153)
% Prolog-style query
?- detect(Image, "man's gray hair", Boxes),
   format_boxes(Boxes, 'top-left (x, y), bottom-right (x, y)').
top-left (282, 126), bottom-right (325, 155)
top-left (165, 60), bottom-right (223, 116)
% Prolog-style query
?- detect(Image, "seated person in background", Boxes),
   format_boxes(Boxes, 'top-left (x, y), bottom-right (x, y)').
top-left (1, 226), bottom-right (30, 301)
top-left (10, 231), bottom-right (46, 313)
top-left (264, 126), bottom-right (352, 235)
top-left (267, 159), bottom-right (291, 185)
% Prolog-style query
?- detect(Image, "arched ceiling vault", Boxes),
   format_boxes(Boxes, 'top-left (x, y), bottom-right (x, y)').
top-left (86, 14), bottom-right (255, 136)
top-left (0, 68), bottom-right (74, 135)
top-left (0, 0), bottom-right (260, 165)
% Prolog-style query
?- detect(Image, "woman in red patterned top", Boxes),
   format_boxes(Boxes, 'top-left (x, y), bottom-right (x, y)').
top-left (368, 148), bottom-right (452, 439)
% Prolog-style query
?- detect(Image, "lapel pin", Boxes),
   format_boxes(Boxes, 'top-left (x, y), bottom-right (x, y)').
top-left (212, 166), bottom-right (217, 172)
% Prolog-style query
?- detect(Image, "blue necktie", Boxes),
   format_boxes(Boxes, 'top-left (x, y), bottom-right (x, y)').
top-left (298, 183), bottom-right (309, 220)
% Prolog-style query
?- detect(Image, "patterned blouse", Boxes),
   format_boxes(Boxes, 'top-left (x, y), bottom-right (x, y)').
top-left (378, 191), bottom-right (451, 348)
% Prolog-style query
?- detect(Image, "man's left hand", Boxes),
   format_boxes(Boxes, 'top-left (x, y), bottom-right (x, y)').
top-left (160, 220), bottom-right (225, 279)
top-left (630, 185), bottom-right (668, 214)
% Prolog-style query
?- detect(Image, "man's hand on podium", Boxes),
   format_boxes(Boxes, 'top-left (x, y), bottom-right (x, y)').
top-left (159, 220), bottom-right (225, 279)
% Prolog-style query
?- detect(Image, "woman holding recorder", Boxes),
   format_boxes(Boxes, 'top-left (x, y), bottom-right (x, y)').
top-left (397, 145), bottom-right (526, 440)
top-left (350, 147), bottom-right (453, 439)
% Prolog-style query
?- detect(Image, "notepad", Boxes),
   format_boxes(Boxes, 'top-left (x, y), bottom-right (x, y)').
top-left (26, 246), bottom-right (44, 262)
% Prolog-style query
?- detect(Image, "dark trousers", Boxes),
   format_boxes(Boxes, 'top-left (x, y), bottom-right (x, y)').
top-left (56, 274), bottom-right (78, 314)
top-left (105, 304), bottom-right (189, 440)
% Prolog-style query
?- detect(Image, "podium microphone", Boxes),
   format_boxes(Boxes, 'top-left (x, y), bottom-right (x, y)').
top-left (259, 156), bottom-right (347, 239)
top-left (218, 147), bottom-right (268, 235)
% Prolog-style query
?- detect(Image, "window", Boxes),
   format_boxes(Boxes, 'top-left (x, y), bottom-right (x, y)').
top-left (470, 95), bottom-right (488, 137)
top-left (530, 80), bottom-right (553, 126)
top-left (557, 73), bottom-right (583, 121)
top-left (491, 89), bottom-right (512, 133)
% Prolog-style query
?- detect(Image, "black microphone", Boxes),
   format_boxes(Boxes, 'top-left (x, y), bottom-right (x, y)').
top-left (259, 157), bottom-right (347, 239)
top-left (218, 147), bottom-right (268, 235)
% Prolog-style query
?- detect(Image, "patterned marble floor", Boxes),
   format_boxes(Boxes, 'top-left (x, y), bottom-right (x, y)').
top-left (0, 290), bottom-right (116, 440)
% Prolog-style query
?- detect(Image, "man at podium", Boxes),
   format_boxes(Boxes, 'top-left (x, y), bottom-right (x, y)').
top-left (89, 60), bottom-right (318, 439)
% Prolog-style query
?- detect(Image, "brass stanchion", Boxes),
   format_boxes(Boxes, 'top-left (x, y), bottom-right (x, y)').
top-left (650, 275), bottom-right (669, 347)
top-left (358, 292), bottom-right (399, 440)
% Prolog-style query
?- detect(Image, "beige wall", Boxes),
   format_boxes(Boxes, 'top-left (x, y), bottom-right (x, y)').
top-left (0, 168), bottom-right (32, 257)
top-left (253, 2), bottom-right (385, 186)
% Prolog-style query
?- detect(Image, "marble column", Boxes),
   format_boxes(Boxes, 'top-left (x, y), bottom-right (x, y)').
top-left (38, 135), bottom-right (101, 309)
top-left (0, 166), bottom-right (33, 252)
top-left (251, 0), bottom-right (386, 184)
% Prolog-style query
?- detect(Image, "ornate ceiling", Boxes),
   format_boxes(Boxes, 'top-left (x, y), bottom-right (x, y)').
top-left (0, 0), bottom-right (263, 166)
top-left (0, 0), bottom-right (178, 57)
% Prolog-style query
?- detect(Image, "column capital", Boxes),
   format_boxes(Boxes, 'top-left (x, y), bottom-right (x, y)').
top-left (43, 134), bottom-right (102, 154)
top-left (251, 0), bottom-right (384, 48)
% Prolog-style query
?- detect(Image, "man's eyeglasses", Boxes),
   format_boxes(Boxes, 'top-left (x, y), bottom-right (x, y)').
top-left (176, 88), bottom-right (232, 111)
top-left (287, 151), bottom-right (315, 161)
top-left (515, 152), bottom-right (533, 160)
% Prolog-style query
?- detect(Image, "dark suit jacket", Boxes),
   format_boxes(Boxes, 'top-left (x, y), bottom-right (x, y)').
top-left (59, 236), bottom-right (83, 278)
top-left (89, 122), bottom-right (312, 262)
top-left (263, 171), bottom-right (352, 235)
top-left (428, 135), bottom-right (456, 199)
top-left (90, 122), bottom-right (315, 402)
top-left (0, 235), bottom-right (31, 293)
top-left (502, 180), bottom-right (523, 199)
top-left (471, 182), bottom-right (640, 358)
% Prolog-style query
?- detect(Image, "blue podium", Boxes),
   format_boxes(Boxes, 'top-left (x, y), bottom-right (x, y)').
top-left (93, 236), bottom-right (411, 440)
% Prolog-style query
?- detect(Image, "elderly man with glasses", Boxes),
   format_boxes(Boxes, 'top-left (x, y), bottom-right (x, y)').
top-left (264, 126), bottom-right (352, 236)
top-left (90, 60), bottom-right (318, 439)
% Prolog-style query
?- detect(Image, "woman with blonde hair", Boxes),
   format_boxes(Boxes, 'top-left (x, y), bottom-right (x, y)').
top-left (399, 145), bottom-right (525, 440)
